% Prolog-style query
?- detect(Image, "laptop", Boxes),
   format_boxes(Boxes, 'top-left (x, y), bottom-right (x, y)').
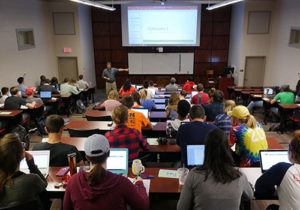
top-left (191, 91), bottom-right (198, 98)
top-left (260, 150), bottom-right (291, 173)
top-left (132, 108), bottom-right (149, 119)
top-left (20, 150), bottom-right (50, 178)
top-left (186, 145), bottom-right (205, 168)
top-left (40, 91), bottom-right (52, 99)
top-left (264, 88), bottom-right (274, 95)
top-left (107, 148), bottom-right (128, 175)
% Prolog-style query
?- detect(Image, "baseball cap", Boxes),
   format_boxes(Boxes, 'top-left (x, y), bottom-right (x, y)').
top-left (26, 87), bottom-right (35, 96)
top-left (227, 105), bottom-right (250, 120)
top-left (170, 77), bottom-right (176, 83)
top-left (84, 134), bottom-right (110, 157)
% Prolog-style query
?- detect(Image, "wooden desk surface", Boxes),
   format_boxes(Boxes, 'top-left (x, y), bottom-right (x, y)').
top-left (60, 137), bottom-right (180, 152)
top-left (64, 121), bottom-right (167, 132)
top-left (241, 91), bottom-right (264, 95)
top-left (46, 167), bottom-right (182, 194)
top-left (279, 104), bottom-right (300, 109)
top-left (84, 110), bottom-right (112, 117)
top-left (0, 110), bottom-right (23, 117)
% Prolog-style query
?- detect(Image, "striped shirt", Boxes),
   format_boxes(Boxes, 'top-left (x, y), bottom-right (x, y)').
top-left (214, 113), bottom-right (232, 136)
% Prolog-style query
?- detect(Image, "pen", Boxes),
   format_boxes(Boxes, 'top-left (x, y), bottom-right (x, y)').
top-left (136, 170), bottom-right (142, 179)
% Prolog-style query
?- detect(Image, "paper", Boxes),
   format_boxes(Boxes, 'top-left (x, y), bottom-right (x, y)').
top-left (151, 122), bottom-right (157, 126)
top-left (158, 169), bottom-right (179, 178)
top-left (20, 105), bottom-right (28, 110)
top-left (128, 178), bottom-right (150, 195)
top-left (42, 138), bottom-right (48, 143)
top-left (254, 95), bottom-right (262, 97)
top-left (147, 138), bottom-right (159, 146)
top-left (262, 98), bottom-right (269, 101)
top-left (0, 111), bottom-right (11, 115)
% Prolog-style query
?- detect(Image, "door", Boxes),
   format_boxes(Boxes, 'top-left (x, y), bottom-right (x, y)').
top-left (244, 57), bottom-right (266, 86)
top-left (57, 57), bottom-right (78, 82)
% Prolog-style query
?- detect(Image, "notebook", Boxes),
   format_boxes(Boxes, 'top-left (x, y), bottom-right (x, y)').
top-left (260, 150), bottom-right (291, 173)
top-left (20, 150), bottom-right (50, 178)
top-left (132, 108), bottom-right (149, 119)
top-left (107, 148), bottom-right (128, 175)
top-left (186, 145), bottom-right (205, 167)
top-left (40, 91), bottom-right (52, 99)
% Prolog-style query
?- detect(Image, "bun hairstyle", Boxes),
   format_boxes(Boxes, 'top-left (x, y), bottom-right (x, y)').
top-left (289, 130), bottom-right (300, 163)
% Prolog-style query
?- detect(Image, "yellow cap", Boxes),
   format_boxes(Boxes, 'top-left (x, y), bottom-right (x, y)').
top-left (227, 105), bottom-right (250, 120)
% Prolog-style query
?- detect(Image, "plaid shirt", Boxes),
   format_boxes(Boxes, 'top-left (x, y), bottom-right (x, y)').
top-left (214, 113), bottom-right (232, 136)
top-left (105, 125), bottom-right (149, 161)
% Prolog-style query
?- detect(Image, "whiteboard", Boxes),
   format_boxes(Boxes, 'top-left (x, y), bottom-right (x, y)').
top-left (128, 53), bottom-right (194, 75)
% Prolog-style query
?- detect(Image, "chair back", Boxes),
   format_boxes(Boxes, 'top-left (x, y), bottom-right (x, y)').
top-left (67, 128), bottom-right (103, 137)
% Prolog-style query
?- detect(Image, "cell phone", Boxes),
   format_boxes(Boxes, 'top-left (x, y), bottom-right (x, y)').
top-left (56, 167), bottom-right (70, 177)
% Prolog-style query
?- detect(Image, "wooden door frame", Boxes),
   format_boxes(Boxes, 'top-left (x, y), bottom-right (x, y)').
top-left (57, 57), bottom-right (79, 83)
top-left (244, 56), bottom-right (266, 86)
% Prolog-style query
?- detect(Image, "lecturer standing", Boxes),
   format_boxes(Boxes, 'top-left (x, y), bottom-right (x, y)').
top-left (102, 62), bottom-right (128, 95)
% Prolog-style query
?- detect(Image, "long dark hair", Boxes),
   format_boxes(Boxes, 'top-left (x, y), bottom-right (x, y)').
top-left (87, 151), bottom-right (110, 186)
top-left (196, 129), bottom-right (241, 184)
top-left (123, 79), bottom-right (131, 92)
top-left (296, 80), bottom-right (300, 94)
top-left (0, 134), bottom-right (24, 197)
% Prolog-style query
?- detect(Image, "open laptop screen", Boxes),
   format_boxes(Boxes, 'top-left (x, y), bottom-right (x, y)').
top-left (132, 108), bottom-right (149, 119)
top-left (260, 150), bottom-right (291, 173)
top-left (187, 145), bottom-right (205, 167)
top-left (264, 88), bottom-right (274, 95)
top-left (40, 91), bottom-right (52, 99)
top-left (107, 149), bottom-right (128, 170)
top-left (20, 150), bottom-right (50, 170)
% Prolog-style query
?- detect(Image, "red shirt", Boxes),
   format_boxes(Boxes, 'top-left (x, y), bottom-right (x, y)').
top-left (191, 92), bottom-right (210, 105)
top-left (120, 86), bottom-right (136, 96)
top-left (182, 81), bottom-right (196, 93)
top-left (105, 125), bottom-right (149, 161)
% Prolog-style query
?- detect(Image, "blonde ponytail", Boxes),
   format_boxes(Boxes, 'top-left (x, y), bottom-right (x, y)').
top-left (245, 115), bottom-right (257, 129)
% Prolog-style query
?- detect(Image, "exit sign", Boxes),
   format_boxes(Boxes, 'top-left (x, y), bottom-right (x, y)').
top-left (64, 48), bottom-right (72, 53)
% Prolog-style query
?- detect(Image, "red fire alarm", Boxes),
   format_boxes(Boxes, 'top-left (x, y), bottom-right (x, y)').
top-left (64, 48), bottom-right (72, 53)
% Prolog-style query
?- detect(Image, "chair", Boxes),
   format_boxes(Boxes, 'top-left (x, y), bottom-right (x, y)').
top-left (86, 115), bottom-right (112, 121)
top-left (288, 108), bottom-right (300, 128)
top-left (67, 128), bottom-right (103, 137)
top-left (206, 70), bottom-right (216, 88)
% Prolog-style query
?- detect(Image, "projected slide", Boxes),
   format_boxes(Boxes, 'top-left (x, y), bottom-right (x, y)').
top-left (123, 5), bottom-right (200, 46)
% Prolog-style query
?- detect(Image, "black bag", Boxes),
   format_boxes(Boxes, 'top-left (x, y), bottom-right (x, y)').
top-left (37, 118), bottom-right (47, 136)
top-left (76, 100), bottom-right (86, 114)
top-left (11, 125), bottom-right (30, 150)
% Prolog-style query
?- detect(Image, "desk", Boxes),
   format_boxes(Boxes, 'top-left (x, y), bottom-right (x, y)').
top-left (46, 167), bottom-right (182, 199)
top-left (0, 110), bottom-right (23, 118)
top-left (84, 110), bottom-right (112, 117)
top-left (150, 111), bottom-right (167, 122)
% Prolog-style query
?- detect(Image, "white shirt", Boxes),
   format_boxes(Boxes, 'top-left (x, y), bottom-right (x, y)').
top-left (146, 87), bottom-right (156, 99)
top-left (0, 95), bottom-right (8, 104)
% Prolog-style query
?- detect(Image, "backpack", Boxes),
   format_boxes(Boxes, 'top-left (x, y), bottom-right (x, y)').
top-left (11, 125), bottom-right (30, 150)
top-left (37, 117), bottom-right (47, 136)
top-left (76, 99), bottom-right (86, 114)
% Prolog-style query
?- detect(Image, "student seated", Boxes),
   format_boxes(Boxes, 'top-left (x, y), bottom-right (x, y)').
top-left (33, 115), bottom-right (84, 167)
top-left (255, 130), bottom-right (300, 210)
top-left (0, 87), bottom-right (9, 104)
top-left (140, 89), bottom-right (156, 111)
top-left (119, 79), bottom-right (136, 97)
top-left (179, 90), bottom-right (188, 101)
top-left (176, 105), bottom-right (217, 165)
top-left (0, 134), bottom-right (47, 209)
top-left (40, 75), bottom-right (46, 86)
top-left (146, 80), bottom-right (156, 99)
top-left (166, 93), bottom-right (180, 120)
top-left (26, 87), bottom-right (43, 104)
top-left (132, 91), bottom-right (143, 108)
top-left (122, 95), bottom-right (152, 133)
top-left (99, 90), bottom-right (121, 112)
top-left (17, 77), bottom-right (28, 98)
top-left (205, 90), bottom-right (224, 122)
top-left (207, 87), bottom-right (216, 104)
top-left (60, 78), bottom-right (80, 95)
top-left (177, 129), bottom-right (254, 210)
top-left (269, 85), bottom-right (295, 122)
top-left (77, 74), bottom-right (89, 90)
top-left (63, 134), bottom-right (149, 210)
top-left (51, 77), bottom-right (60, 92)
top-left (191, 83), bottom-right (209, 105)
top-left (214, 100), bottom-right (236, 136)
top-left (36, 79), bottom-right (59, 94)
top-left (165, 77), bottom-right (178, 92)
top-left (182, 76), bottom-right (196, 93)
top-left (296, 80), bottom-right (300, 103)
top-left (166, 100), bottom-right (191, 138)
top-left (105, 105), bottom-right (149, 161)
top-left (4, 87), bottom-right (36, 110)
top-left (228, 106), bottom-right (268, 167)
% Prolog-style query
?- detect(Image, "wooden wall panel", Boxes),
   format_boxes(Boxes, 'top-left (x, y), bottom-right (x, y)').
top-left (92, 5), bottom-right (231, 88)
